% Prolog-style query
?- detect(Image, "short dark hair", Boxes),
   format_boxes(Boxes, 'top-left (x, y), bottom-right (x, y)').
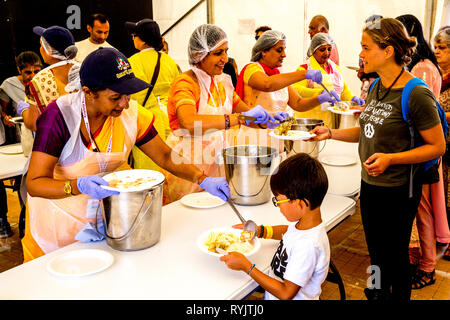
top-left (270, 153), bottom-right (328, 210)
top-left (88, 13), bottom-right (108, 27)
top-left (15, 51), bottom-right (42, 70)
top-left (255, 26), bottom-right (272, 40)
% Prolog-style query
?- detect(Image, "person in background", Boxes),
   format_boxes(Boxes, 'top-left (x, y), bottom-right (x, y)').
top-left (255, 25), bottom-right (271, 41)
top-left (308, 15), bottom-right (339, 65)
top-left (434, 26), bottom-right (450, 261)
top-left (125, 18), bottom-right (179, 172)
top-left (161, 37), bottom-right (183, 74)
top-left (292, 33), bottom-right (364, 128)
top-left (396, 14), bottom-right (450, 290)
top-left (236, 30), bottom-right (330, 151)
top-left (0, 52), bottom-right (42, 145)
top-left (311, 18), bottom-right (445, 300)
top-left (0, 51), bottom-right (42, 238)
top-left (23, 47), bottom-right (230, 262)
top-left (164, 24), bottom-right (285, 205)
top-left (75, 13), bottom-right (114, 63)
top-left (223, 56), bottom-right (239, 88)
top-left (220, 153), bottom-right (330, 300)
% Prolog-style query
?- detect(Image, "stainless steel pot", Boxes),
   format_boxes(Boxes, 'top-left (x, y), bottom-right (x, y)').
top-left (96, 180), bottom-right (164, 251)
top-left (285, 118), bottom-right (325, 159)
top-left (220, 145), bottom-right (279, 206)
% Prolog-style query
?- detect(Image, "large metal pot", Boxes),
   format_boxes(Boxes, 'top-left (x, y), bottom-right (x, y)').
top-left (96, 179), bottom-right (164, 251)
top-left (220, 145), bottom-right (279, 206)
top-left (285, 118), bottom-right (325, 159)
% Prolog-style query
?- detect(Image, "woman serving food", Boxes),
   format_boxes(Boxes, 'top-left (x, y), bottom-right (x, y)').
top-left (23, 48), bottom-right (230, 262)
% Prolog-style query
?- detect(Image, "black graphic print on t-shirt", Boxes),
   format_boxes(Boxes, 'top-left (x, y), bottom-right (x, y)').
top-left (270, 239), bottom-right (288, 279)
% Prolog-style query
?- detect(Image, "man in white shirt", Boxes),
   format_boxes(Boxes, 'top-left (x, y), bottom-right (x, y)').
top-left (75, 13), bottom-right (114, 63)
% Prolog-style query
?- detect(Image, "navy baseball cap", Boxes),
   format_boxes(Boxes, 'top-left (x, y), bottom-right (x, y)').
top-left (80, 47), bottom-right (150, 95)
top-left (125, 18), bottom-right (163, 50)
top-left (33, 25), bottom-right (75, 56)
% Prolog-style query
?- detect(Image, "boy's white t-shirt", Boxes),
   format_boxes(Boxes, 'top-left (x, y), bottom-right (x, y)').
top-left (74, 38), bottom-right (114, 63)
top-left (264, 222), bottom-right (330, 300)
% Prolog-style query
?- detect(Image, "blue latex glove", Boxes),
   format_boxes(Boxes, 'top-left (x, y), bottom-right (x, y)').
top-left (351, 96), bottom-right (365, 106)
top-left (318, 90), bottom-right (341, 105)
top-left (242, 105), bottom-right (276, 125)
top-left (75, 222), bottom-right (105, 242)
top-left (305, 69), bottom-right (322, 84)
top-left (199, 177), bottom-right (230, 201)
top-left (16, 100), bottom-right (30, 115)
top-left (267, 112), bottom-right (289, 129)
top-left (77, 175), bottom-right (120, 200)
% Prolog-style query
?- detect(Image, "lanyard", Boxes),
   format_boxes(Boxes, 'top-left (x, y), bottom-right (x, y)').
top-left (81, 96), bottom-right (114, 172)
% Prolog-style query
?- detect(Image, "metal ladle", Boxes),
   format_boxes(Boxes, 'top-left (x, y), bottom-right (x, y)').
top-left (220, 190), bottom-right (258, 240)
top-left (319, 83), bottom-right (338, 103)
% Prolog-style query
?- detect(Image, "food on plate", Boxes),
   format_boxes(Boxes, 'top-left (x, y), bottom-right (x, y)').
top-left (204, 231), bottom-right (253, 254)
top-left (332, 101), bottom-right (358, 112)
top-left (276, 121), bottom-right (292, 136)
top-left (240, 230), bottom-right (254, 241)
top-left (106, 175), bottom-right (157, 189)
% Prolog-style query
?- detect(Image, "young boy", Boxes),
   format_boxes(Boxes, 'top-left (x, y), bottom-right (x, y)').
top-left (220, 153), bottom-right (330, 300)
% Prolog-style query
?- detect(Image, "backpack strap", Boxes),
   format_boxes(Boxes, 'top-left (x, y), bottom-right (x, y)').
top-left (368, 78), bottom-right (380, 94)
top-left (142, 51), bottom-right (162, 107)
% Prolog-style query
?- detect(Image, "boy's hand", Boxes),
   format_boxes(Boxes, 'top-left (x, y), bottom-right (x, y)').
top-left (220, 252), bottom-right (253, 273)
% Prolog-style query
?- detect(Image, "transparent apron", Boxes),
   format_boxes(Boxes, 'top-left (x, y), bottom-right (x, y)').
top-left (163, 67), bottom-right (234, 205)
top-left (22, 91), bottom-right (137, 261)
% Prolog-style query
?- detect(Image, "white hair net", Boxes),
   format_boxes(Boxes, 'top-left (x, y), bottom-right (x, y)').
top-left (307, 33), bottom-right (334, 57)
top-left (188, 24), bottom-right (228, 65)
top-left (251, 30), bottom-right (286, 62)
top-left (41, 36), bottom-right (81, 93)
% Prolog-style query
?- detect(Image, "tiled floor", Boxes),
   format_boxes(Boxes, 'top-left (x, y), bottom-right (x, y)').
top-left (1, 180), bottom-right (449, 300)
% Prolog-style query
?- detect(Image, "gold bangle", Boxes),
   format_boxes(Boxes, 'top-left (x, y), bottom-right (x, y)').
top-left (264, 226), bottom-right (273, 239)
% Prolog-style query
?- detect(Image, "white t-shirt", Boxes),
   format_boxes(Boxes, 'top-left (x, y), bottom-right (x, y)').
top-left (74, 38), bottom-right (114, 63)
top-left (264, 222), bottom-right (330, 300)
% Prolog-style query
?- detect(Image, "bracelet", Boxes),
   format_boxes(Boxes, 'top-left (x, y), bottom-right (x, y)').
top-left (259, 225), bottom-right (265, 238)
top-left (248, 263), bottom-right (256, 275)
top-left (328, 127), bottom-right (332, 139)
top-left (224, 114), bottom-right (230, 130)
top-left (264, 226), bottom-right (273, 239)
top-left (196, 171), bottom-right (208, 185)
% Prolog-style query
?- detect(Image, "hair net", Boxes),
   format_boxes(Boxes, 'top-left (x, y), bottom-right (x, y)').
top-left (251, 30), bottom-right (286, 62)
top-left (188, 24), bottom-right (228, 65)
top-left (307, 33), bottom-right (334, 57)
top-left (40, 36), bottom-right (77, 60)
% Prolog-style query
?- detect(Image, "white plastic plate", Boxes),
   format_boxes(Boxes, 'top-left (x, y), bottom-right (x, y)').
top-left (101, 169), bottom-right (165, 192)
top-left (197, 227), bottom-right (260, 257)
top-left (47, 249), bottom-right (114, 278)
top-left (269, 130), bottom-right (316, 141)
top-left (181, 192), bottom-right (225, 209)
top-left (320, 155), bottom-right (357, 166)
top-left (0, 144), bottom-right (23, 155)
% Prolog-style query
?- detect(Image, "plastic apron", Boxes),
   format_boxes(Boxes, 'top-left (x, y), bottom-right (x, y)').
top-left (162, 67), bottom-right (234, 205)
top-left (294, 59), bottom-right (344, 128)
top-left (131, 48), bottom-right (171, 172)
top-left (22, 91), bottom-right (137, 262)
top-left (237, 62), bottom-right (289, 152)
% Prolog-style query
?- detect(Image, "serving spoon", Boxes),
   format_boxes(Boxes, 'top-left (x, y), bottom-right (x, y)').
top-left (219, 190), bottom-right (258, 241)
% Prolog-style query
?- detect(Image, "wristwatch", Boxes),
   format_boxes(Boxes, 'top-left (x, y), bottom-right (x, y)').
top-left (64, 180), bottom-right (73, 196)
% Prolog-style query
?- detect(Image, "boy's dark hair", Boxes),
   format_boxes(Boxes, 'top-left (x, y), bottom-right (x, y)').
top-left (88, 13), bottom-right (109, 27)
top-left (15, 51), bottom-right (42, 70)
top-left (270, 153), bottom-right (328, 210)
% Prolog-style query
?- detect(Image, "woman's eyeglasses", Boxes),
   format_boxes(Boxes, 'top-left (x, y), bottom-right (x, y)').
top-left (272, 196), bottom-right (290, 207)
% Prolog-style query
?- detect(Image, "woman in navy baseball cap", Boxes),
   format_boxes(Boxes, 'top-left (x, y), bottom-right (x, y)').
top-left (22, 47), bottom-right (231, 262)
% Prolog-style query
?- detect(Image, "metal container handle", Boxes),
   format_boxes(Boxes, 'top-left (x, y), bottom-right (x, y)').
top-left (94, 189), bottom-right (155, 241)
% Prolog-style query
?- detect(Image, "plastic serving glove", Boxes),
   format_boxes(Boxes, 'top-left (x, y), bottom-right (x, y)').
top-left (199, 177), bottom-right (230, 201)
top-left (16, 100), bottom-right (30, 115)
top-left (242, 105), bottom-right (275, 125)
top-left (351, 96), bottom-right (365, 106)
top-left (318, 90), bottom-right (341, 105)
top-left (305, 69), bottom-right (323, 84)
top-left (266, 112), bottom-right (289, 129)
top-left (77, 175), bottom-right (120, 200)
top-left (75, 222), bottom-right (105, 242)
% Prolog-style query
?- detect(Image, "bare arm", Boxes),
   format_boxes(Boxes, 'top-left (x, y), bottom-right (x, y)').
top-left (311, 126), bottom-right (361, 143)
top-left (248, 70), bottom-right (308, 92)
top-left (138, 134), bottom-right (205, 184)
top-left (287, 86), bottom-right (320, 112)
top-left (22, 103), bottom-right (40, 132)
